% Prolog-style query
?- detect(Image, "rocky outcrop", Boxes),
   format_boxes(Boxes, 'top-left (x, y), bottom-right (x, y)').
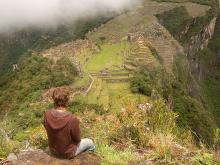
top-left (179, 16), bottom-right (218, 80)
top-left (4, 150), bottom-right (100, 165)
top-left (186, 17), bottom-right (217, 56)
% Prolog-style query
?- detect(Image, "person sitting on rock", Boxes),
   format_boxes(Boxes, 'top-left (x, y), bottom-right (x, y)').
top-left (43, 87), bottom-right (95, 159)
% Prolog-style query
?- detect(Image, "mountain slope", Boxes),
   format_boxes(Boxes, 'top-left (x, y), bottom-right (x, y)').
top-left (0, 0), bottom-right (220, 164)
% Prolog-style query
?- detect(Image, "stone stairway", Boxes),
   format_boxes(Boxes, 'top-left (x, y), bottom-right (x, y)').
top-left (90, 69), bottom-right (132, 84)
top-left (143, 23), bottom-right (184, 72)
top-left (87, 40), bottom-right (156, 84)
top-left (124, 35), bottom-right (158, 71)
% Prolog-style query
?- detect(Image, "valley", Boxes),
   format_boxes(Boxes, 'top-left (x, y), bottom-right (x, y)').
top-left (41, 0), bottom-right (207, 111)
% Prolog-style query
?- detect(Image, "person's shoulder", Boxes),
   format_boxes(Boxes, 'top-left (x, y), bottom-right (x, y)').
top-left (44, 109), bottom-right (54, 115)
top-left (71, 115), bottom-right (80, 123)
top-left (44, 109), bottom-right (59, 118)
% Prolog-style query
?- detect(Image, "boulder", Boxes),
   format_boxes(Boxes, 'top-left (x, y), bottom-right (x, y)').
top-left (6, 149), bottom-right (100, 165)
top-left (7, 153), bottom-right (17, 161)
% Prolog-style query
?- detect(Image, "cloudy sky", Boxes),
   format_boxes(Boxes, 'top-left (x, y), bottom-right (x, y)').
top-left (0, 0), bottom-right (140, 33)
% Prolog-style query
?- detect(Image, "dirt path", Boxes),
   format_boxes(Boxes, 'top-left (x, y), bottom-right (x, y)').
top-left (70, 73), bottom-right (94, 99)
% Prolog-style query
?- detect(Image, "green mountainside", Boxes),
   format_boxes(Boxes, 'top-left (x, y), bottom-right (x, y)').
top-left (0, 16), bottom-right (112, 73)
top-left (0, 0), bottom-right (220, 164)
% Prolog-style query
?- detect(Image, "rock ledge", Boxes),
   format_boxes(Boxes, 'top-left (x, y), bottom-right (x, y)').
top-left (5, 149), bottom-right (100, 165)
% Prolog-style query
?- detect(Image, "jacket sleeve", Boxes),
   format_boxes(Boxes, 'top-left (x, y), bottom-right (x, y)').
top-left (42, 112), bottom-right (46, 127)
top-left (70, 117), bottom-right (81, 143)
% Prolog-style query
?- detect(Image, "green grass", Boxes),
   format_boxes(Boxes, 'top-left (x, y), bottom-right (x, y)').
top-left (74, 41), bottom-right (149, 111)
top-left (97, 144), bottom-right (136, 165)
top-left (86, 43), bottom-right (128, 72)
top-left (74, 73), bottom-right (90, 89)
top-left (192, 152), bottom-right (219, 165)
top-left (85, 78), bottom-right (147, 112)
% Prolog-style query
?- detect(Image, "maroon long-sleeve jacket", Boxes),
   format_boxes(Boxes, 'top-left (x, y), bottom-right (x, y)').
top-left (43, 109), bottom-right (81, 158)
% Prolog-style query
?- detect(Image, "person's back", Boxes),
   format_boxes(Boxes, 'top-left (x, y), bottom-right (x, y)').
top-left (43, 87), bottom-right (95, 159)
top-left (44, 109), bottom-right (80, 158)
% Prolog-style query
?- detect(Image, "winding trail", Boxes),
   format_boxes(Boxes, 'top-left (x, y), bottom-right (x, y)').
top-left (84, 74), bottom-right (95, 95)
top-left (70, 73), bottom-right (94, 99)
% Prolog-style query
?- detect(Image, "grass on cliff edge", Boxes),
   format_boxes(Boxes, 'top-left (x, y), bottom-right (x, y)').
top-left (0, 54), bottom-right (219, 164)
top-left (30, 100), bottom-right (220, 164)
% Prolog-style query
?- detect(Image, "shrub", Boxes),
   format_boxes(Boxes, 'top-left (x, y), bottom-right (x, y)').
top-left (148, 133), bottom-right (181, 163)
top-left (0, 54), bottom-right (78, 112)
top-left (68, 101), bottom-right (106, 115)
top-left (0, 134), bottom-right (20, 158)
top-left (213, 128), bottom-right (220, 151)
top-left (110, 100), bottom-right (178, 148)
top-left (96, 141), bottom-right (136, 165)
top-left (130, 68), bottom-right (161, 96)
top-left (29, 125), bottom-right (48, 149)
top-left (173, 96), bottom-right (216, 145)
top-left (192, 152), bottom-right (218, 165)
top-left (156, 6), bottom-right (192, 38)
top-left (52, 57), bottom-right (78, 87)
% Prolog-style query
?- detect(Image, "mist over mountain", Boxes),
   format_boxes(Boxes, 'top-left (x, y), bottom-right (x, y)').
top-left (0, 0), bottom-right (140, 34)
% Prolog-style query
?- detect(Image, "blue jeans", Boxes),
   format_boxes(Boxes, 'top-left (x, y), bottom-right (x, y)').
top-left (75, 138), bottom-right (95, 156)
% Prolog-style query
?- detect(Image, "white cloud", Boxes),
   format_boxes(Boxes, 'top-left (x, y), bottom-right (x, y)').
top-left (0, 0), bottom-right (140, 33)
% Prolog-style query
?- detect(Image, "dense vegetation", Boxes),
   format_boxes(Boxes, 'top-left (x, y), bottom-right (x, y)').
top-left (153, 0), bottom-right (220, 146)
top-left (0, 16), bottom-right (112, 73)
top-left (0, 55), bottom-right (78, 156)
top-left (200, 18), bottom-right (220, 127)
top-left (130, 56), bottom-right (218, 145)
top-left (155, 0), bottom-right (219, 13)
top-left (130, 68), bottom-right (157, 96)
top-left (156, 6), bottom-right (192, 38)
top-left (156, 0), bottom-right (218, 44)
top-left (0, 55), bottom-right (77, 114)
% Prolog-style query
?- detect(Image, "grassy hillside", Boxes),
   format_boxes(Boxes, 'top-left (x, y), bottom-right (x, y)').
top-left (0, 55), bottom-right (78, 156)
top-left (0, 15), bottom-right (114, 157)
top-left (154, 0), bottom-right (218, 9)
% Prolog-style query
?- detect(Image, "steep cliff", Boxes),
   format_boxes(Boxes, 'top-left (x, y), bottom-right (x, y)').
top-left (185, 17), bottom-right (217, 80)
top-left (157, 2), bottom-right (220, 78)
top-left (185, 17), bottom-right (217, 56)
top-left (156, 0), bottom-right (220, 143)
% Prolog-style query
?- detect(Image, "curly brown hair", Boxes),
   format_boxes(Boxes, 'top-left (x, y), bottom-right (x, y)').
top-left (52, 87), bottom-right (70, 107)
